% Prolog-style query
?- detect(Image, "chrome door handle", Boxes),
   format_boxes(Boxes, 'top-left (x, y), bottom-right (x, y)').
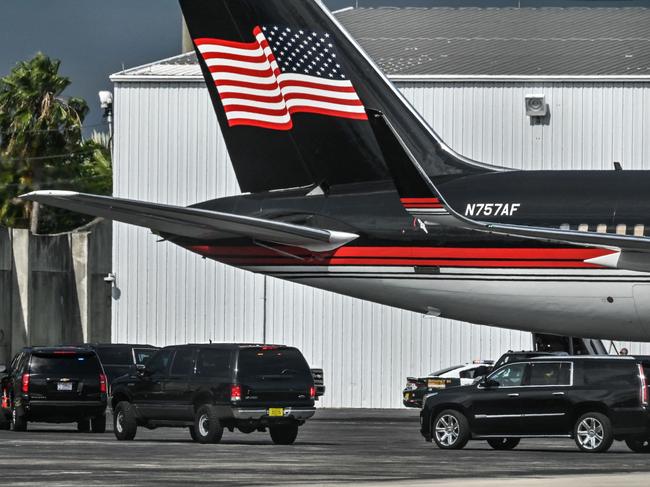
top-left (552, 392), bottom-right (565, 396)
top-left (507, 393), bottom-right (519, 397)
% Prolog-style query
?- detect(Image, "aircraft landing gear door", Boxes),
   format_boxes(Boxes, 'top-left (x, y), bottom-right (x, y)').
top-left (632, 285), bottom-right (650, 341)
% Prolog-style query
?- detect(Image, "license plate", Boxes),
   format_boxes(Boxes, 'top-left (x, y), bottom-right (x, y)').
top-left (267, 408), bottom-right (284, 417)
top-left (428, 379), bottom-right (446, 388)
top-left (57, 382), bottom-right (73, 391)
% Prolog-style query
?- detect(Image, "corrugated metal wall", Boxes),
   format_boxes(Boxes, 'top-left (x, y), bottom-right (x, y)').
top-left (112, 80), bottom-right (650, 408)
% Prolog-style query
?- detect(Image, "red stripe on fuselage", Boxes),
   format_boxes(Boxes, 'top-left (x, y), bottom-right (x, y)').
top-left (186, 245), bottom-right (615, 268)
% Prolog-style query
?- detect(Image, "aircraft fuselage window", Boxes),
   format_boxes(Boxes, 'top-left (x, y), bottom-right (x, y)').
top-left (596, 224), bottom-right (607, 233)
top-left (634, 224), bottom-right (644, 237)
top-left (560, 223), bottom-right (570, 230)
top-left (578, 224), bottom-right (589, 232)
top-left (616, 224), bottom-right (627, 235)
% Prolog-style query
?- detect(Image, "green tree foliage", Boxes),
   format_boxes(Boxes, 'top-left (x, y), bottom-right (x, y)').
top-left (0, 52), bottom-right (112, 233)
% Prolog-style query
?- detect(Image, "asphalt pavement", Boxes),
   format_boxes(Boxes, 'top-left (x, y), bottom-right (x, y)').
top-left (1, 408), bottom-right (650, 486)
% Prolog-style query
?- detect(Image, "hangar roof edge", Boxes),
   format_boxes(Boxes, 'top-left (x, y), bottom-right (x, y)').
top-left (111, 7), bottom-right (650, 80)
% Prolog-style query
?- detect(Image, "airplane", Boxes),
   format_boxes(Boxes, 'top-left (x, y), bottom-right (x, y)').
top-left (21, 0), bottom-right (650, 341)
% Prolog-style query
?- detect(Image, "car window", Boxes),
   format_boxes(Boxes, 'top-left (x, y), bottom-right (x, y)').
top-left (460, 365), bottom-right (491, 379)
top-left (134, 348), bottom-right (157, 365)
top-left (146, 349), bottom-right (173, 376)
top-left (488, 363), bottom-right (528, 387)
top-left (429, 365), bottom-right (463, 377)
top-left (95, 347), bottom-right (133, 365)
top-left (196, 349), bottom-right (232, 377)
top-left (170, 349), bottom-right (196, 376)
top-left (581, 361), bottom-right (637, 387)
top-left (237, 347), bottom-right (311, 379)
top-left (527, 362), bottom-right (571, 386)
top-left (29, 353), bottom-right (102, 376)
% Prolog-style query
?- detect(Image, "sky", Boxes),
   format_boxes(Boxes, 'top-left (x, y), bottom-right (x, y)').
top-left (2, 0), bottom-right (650, 131)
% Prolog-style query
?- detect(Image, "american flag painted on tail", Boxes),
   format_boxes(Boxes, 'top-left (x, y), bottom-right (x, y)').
top-left (194, 25), bottom-right (367, 131)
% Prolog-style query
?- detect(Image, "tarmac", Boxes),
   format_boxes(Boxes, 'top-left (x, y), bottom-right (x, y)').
top-left (0, 408), bottom-right (649, 486)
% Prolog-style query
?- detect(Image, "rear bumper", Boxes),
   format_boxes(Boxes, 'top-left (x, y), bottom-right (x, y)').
top-left (23, 400), bottom-right (107, 422)
top-left (231, 407), bottom-right (316, 421)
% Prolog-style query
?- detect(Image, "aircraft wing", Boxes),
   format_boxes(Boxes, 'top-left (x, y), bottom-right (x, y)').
top-left (20, 191), bottom-right (358, 252)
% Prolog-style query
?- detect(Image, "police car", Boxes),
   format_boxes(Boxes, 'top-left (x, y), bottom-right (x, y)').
top-left (403, 361), bottom-right (493, 408)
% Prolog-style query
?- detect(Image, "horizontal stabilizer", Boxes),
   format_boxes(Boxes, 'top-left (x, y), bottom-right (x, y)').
top-left (20, 191), bottom-right (358, 252)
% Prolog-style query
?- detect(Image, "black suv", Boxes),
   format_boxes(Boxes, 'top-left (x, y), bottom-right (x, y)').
top-left (420, 356), bottom-right (650, 453)
top-left (0, 347), bottom-right (108, 432)
top-left (110, 343), bottom-right (316, 444)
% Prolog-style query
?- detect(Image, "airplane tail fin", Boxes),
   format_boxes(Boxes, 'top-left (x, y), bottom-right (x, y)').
top-left (179, 0), bottom-right (499, 194)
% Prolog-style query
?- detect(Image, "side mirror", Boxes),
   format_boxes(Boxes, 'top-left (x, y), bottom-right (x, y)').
top-left (133, 363), bottom-right (146, 375)
top-left (479, 378), bottom-right (498, 388)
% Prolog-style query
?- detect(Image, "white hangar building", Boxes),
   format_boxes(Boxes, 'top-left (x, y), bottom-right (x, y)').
top-left (110, 7), bottom-right (650, 408)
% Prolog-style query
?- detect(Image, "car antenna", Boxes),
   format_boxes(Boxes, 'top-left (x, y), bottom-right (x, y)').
top-left (613, 161), bottom-right (623, 171)
top-left (209, 339), bottom-right (212, 344)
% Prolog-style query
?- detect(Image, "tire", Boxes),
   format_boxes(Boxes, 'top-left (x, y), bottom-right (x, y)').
top-left (193, 405), bottom-right (223, 444)
top-left (574, 412), bottom-right (613, 453)
top-left (269, 423), bottom-right (299, 445)
top-left (487, 438), bottom-right (520, 450)
top-left (11, 406), bottom-right (27, 432)
top-left (91, 414), bottom-right (106, 433)
top-left (189, 426), bottom-right (198, 442)
top-left (432, 409), bottom-right (470, 450)
top-left (113, 401), bottom-right (137, 441)
top-left (0, 413), bottom-right (10, 431)
top-left (625, 438), bottom-right (650, 453)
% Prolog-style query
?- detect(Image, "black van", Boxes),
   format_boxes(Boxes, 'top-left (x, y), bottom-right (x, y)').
top-left (0, 347), bottom-right (108, 432)
top-left (420, 356), bottom-right (650, 453)
top-left (110, 343), bottom-right (316, 444)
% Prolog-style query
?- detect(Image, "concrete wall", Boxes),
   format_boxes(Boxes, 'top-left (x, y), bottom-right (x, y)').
top-left (0, 220), bottom-right (112, 363)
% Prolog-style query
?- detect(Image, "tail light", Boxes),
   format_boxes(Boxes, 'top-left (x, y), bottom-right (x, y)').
top-left (1, 388), bottom-right (8, 408)
top-left (309, 385), bottom-right (316, 400)
top-left (230, 384), bottom-right (241, 402)
top-left (21, 373), bottom-right (30, 394)
top-left (639, 364), bottom-right (648, 406)
top-left (99, 373), bottom-right (107, 394)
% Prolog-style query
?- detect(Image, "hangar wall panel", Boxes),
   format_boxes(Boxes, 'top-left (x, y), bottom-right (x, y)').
top-left (112, 80), bottom-right (650, 408)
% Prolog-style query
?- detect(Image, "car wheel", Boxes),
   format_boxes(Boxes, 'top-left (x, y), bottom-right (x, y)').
top-left (189, 426), bottom-right (198, 442)
top-left (625, 438), bottom-right (650, 453)
top-left (269, 423), bottom-right (299, 445)
top-left (11, 407), bottom-right (27, 432)
top-left (432, 409), bottom-right (470, 450)
top-left (194, 405), bottom-right (223, 444)
top-left (77, 419), bottom-right (90, 432)
top-left (113, 401), bottom-right (137, 441)
top-left (91, 414), bottom-right (106, 433)
top-left (487, 438), bottom-right (520, 450)
top-left (574, 412), bottom-right (613, 453)
top-left (0, 413), bottom-right (10, 431)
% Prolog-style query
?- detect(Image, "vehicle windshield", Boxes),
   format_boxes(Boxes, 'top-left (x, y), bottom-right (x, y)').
top-left (429, 365), bottom-right (463, 377)
top-left (30, 353), bottom-right (101, 376)
top-left (134, 348), bottom-right (157, 365)
top-left (237, 348), bottom-right (311, 378)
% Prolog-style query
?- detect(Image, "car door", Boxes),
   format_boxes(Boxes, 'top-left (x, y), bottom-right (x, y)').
top-left (162, 348), bottom-right (197, 420)
top-left (471, 362), bottom-right (529, 436)
top-left (519, 361), bottom-right (573, 435)
top-left (131, 348), bottom-right (173, 419)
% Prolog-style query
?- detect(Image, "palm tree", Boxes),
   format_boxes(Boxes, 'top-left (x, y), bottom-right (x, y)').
top-left (0, 52), bottom-right (111, 233)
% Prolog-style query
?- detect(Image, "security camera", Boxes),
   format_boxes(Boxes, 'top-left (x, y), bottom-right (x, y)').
top-left (525, 94), bottom-right (547, 117)
top-left (104, 272), bottom-right (116, 283)
top-left (98, 91), bottom-right (113, 109)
